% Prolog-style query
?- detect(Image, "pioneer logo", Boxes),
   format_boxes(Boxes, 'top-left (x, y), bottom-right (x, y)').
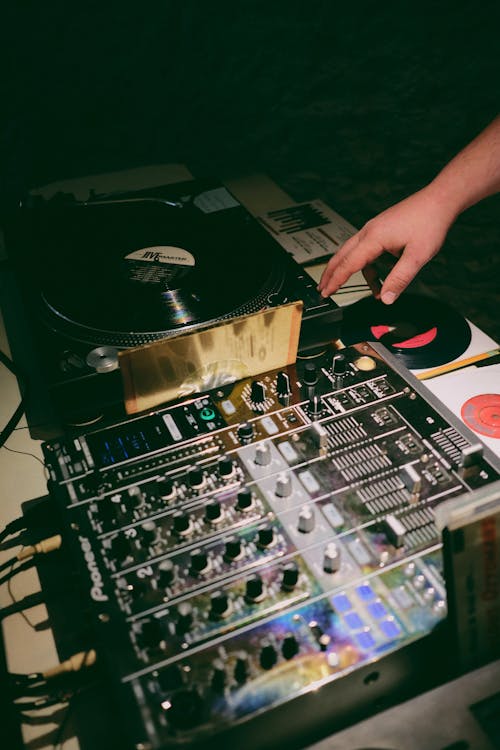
top-left (78, 535), bottom-right (108, 602)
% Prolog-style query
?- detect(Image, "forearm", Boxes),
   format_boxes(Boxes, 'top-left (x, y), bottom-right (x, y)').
top-left (426, 114), bottom-right (500, 219)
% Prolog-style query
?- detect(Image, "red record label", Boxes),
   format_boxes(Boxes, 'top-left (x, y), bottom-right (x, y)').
top-left (370, 325), bottom-right (438, 349)
top-left (461, 394), bottom-right (500, 438)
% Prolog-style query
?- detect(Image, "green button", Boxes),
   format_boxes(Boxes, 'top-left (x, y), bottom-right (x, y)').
top-left (200, 407), bottom-right (216, 421)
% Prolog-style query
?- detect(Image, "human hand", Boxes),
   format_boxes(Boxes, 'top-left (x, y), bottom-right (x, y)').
top-left (317, 186), bottom-right (457, 304)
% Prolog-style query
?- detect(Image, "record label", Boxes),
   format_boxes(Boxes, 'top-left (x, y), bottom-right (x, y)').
top-left (461, 394), bottom-right (500, 438)
top-left (125, 246), bottom-right (195, 265)
top-left (341, 294), bottom-right (471, 369)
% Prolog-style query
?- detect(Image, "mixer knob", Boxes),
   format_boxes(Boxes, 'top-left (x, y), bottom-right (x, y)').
top-left (218, 455), bottom-right (234, 477)
top-left (111, 533), bottom-right (132, 564)
top-left (259, 640), bottom-right (278, 670)
top-left (275, 473), bottom-right (292, 498)
top-left (297, 505), bottom-right (315, 534)
top-left (157, 663), bottom-right (185, 692)
top-left (256, 525), bottom-right (275, 548)
top-left (281, 633), bottom-right (300, 660)
top-left (236, 487), bottom-right (254, 511)
top-left (323, 542), bottom-right (341, 573)
top-left (158, 558), bottom-right (176, 587)
top-left (237, 422), bottom-right (254, 443)
top-left (276, 371), bottom-right (292, 398)
top-left (140, 520), bottom-right (157, 546)
top-left (175, 602), bottom-right (194, 635)
top-left (307, 394), bottom-right (323, 418)
top-left (99, 496), bottom-right (119, 525)
top-left (209, 591), bottom-right (230, 620)
top-left (224, 535), bottom-right (242, 561)
top-left (205, 499), bottom-right (223, 523)
top-left (155, 476), bottom-right (175, 499)
top-left (250, 380), bottom-right (267, 404)
top-left (245, 573), bottom-right (264, 602)
top-left (127, 573), bottom-right (149, 599)
top-left (165, 688), bottom-right (203, 729)
top-left (234, 651), bottom-right (250, 684)
top-left (281, 561), bottom-right (299, 591)
top-left (127, 486), bottom-right (144, 509)
top-left (332, 353), bottom-right (347, 376)
top-left (255, 442), bottom-right (271, 466)
top-left (188, 465), bottom-right (204, 488)
top-left (190, 548), bottom-right (209, 574)
top-left (303, 361), bottom-right (318, 386)
top-left (138, 618), bottom-right (163, 649)
top-left (173, 510), bottom-right (192, 536)
top-left (211, 658), bottom-right (227, 692)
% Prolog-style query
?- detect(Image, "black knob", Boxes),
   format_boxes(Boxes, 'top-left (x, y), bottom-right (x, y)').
top-left (99, 497), bottom-right (119, 525)
top-left (237, 422), bottom-right (254, 443)
top-left (155, 476), bottom-right (175, 499)
top-left (332, 353), bottom-right (347, 375)
top-left (112, 533), bottom-right (132, 564)
top-left (165, 688), bottom-right (203, 730)
top-left (236, 487), bottom-right (253, 511)
top-left (245, 574), bottom-right (264, 602)
top-left (303, 362), bottom-right (318, 386)
top-left (190, 549), bottom-right (209, 574)
top-left (282, 633), bottom-right (299, 660)
top-left (188, 465), bottom-right (204, 488)
top-left (276, 371), bottom-right (291, 397)
top-left (157, 663), bottom-right (185, 692)
top-left (256, 525), bottom-right (275, 548)
top-left (218, 455), bottom-right (234, 477)
top-left (259, 640), bottom-right (278, 670)
top-left (127, 487), bottom-right (144, 509)
top-left (140, 521), bottom-right (157, 546)
top-left (138, 618), bottom-right (163, 649)
top-left (209, 591), bottom-right (230, 619)
top-left (308, 395), bottom-right (323, 418)
top-left (157, 559), bottom-right (176, 587)
top-left (175, 602), bottom-right (194, 635)
top-left (281, 561), bottom-right (299, 591)
top-left (173, 510), bottom-right (191, 535)
top-left (251, 380), bottom-right (267, 404)
top-left (224, 535), bottom-right (242, 561)
top-left (205, 500), bottom-right (222, 523)
top-left (127, 573), bottom-right (149, 598)
top-left (211, 658), bottom-right (227, 692)
top-left (234, 651), bottom-right (250, 684)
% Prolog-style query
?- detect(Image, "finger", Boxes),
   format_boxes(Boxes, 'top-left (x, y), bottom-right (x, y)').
top-left (379, 248), bottom-right (428, 304)
top-left (362, 264), bottom-right (382, 298)
top-left (317, 234), bottom-right (360, 292)
top-left (319, 235), bottom-right (383, 297)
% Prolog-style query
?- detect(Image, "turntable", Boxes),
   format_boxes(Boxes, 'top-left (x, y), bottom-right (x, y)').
top-left (1, 179), bottom-right (341, 438)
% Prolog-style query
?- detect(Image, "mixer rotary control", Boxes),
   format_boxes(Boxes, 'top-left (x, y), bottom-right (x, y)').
top-left (218, 455), bottom-right (234, 477)
top-left (209, 591), bottom-right (231, 620)
top-left (256, 525), bottom-right (275, 548)
top-left (173, 510), bottom-right (192, 536)
top-left (127, 486), bottom-right (144, 509)
top-left (224, 535), bottom-right (243, 561)
top-left (158, 558), bottom-right (177, 587)
top-left (237, 422), bottom-right (254, 443)
top-left (188, 465), bottom-right (205, 488)
top-left (259, 640), bottom-right (278, 670)
top-left (111, 533), bottom-right (132, 564)
top-left (211, 658), bottom-right (227, 691)
top-left (250, 380), bottom-right (267, 404)
top-left (307, 394), bottom-right (323, 418)
top-left (297, 505), bottom-right (315, 534)
top-left (332, 353), bottom-right (346, 376)
top-left (255, 442), bottom-right (271, 466)
top-left (323, 542), bottom-right (341, 573)
top-left (281, 561), bottom-right (299, 590)
top-left (275, 473), bottom-right (292, 498)
top-left (140, 521), bottom-right (157, 546)
top-left (175, 602), bottom-right (194, 635)
top-left (303, 361), bottom-right (318, 386)
top-left (205, 499), bottom-right (223, 523)
top-left (282, 633), bottom-right (300, 660)
top-left (155, 476), bottom-right (175, 500)
top-left (236, 487), bottom-right (254, 511)
top-left (234, 651), bottom-right (250, 684)
top-left (245, 573), bottom-right (264, 602)
top-left (138, 618), bottom-right (164, 649)
top-left (276, 370), bottom-right (291, 397)
top-left (190, 549), bottom-right (209, 574)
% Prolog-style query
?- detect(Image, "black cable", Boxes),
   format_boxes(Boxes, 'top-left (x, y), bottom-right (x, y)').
top-left (0, 347), bottom-right (27, 448)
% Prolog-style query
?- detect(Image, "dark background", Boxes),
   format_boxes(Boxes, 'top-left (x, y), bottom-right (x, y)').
top-left (2, 0), bottom-right (500, 340)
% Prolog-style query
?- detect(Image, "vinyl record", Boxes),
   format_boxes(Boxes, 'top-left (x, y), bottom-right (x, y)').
top-left (25, 195), bottom-right (286, 347)
top-left (423, 365), bottom-right (500, 457)
top-left (341, 294), bottom-right (471, 369)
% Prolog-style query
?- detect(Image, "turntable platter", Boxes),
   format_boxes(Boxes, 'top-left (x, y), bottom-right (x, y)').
top-left (30, 196), bottom-right (285, 346)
